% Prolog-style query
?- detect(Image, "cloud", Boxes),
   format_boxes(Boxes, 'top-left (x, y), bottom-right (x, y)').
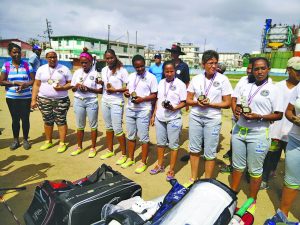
top-left (1, 0), bottom-right (299, 54)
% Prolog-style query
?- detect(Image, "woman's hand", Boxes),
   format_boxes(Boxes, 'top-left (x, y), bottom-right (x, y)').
top-left (150, 116), bottom-right (155, 126)
top-left (106, 87), bottom-right (117, 94)
top-left (243, 113), bottom-right (262, 120)
top-left (234, 105), bottom-right (242, 120)
top-left (292, 115), bottom-right (300, 126)
top-left (132, 96), bottom-right (144, 104)
top-left (124, 90), bottom-right (130, 98)
top-left (31, 99), bottom-right (38, 109)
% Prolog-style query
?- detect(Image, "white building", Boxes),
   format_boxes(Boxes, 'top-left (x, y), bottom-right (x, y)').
top-left (199, 52), bottom-right (243, 69)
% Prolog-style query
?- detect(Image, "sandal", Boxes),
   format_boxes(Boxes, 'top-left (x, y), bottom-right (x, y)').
top-left (149, 165), bottom-right (165, 175)
top-left (183, 178), bottom-right (195, 188)
top-left (166, 170), bottom-right (175, 181)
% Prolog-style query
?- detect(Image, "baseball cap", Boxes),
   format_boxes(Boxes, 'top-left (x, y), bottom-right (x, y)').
top-left (33, 44), bottom-right (42, 50)
top-left (287, 57), bottom-right (300, 70)
top-left (154, 53), bottom-right (161, 59)
top-left (45, 49), bottom-right (57, 56)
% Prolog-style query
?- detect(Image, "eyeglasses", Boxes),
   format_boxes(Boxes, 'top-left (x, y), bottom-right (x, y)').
top-left (47, 56), bottom-right (57, 59)
top-left (253, 66), bottom-right (268, 71)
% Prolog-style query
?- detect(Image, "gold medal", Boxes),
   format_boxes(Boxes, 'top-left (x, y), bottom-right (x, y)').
top-left (198, 95), bottom-right (206, 102)
top-left (107, 83), bottom-right (112, 88)
top-left (47, 79), bottom-right (54, 85)
top-left (79, 77), bottom-right (84, 84)
top-left (131, 91), bottom-right (137, 97)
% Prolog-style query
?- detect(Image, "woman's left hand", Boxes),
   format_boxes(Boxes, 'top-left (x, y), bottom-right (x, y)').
top-left (106, 87), bottom-right (116, 94)
top-left (243, 113), bottom-right (261, 120)
top-left (53, 85), bottom-right (66, 91)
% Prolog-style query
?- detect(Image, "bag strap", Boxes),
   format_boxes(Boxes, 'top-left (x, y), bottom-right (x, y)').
top-left (4, 61), bottom-right (10, 78)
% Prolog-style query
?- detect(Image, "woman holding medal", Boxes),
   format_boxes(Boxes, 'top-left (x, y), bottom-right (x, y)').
top-left (122, 55), bottom-right (158, 174)
top-left (149, 61), bottom-right (187, 180)
top-left (99, 49), bottom-right (129, 164)
top-left (31, 49), bottom-right (72, 153)
top-left (231, 57), bottom-right (283, 209)
top-left (0, 43), bottom-right (34, 150)
top-left (70, 49), bottom-right (102, 158)
top-left (184, 50), bottom-right (233, 187)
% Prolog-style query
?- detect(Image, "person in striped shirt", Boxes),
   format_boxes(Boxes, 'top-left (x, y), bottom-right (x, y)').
top-left (0, 43), bottom-right (34, 150)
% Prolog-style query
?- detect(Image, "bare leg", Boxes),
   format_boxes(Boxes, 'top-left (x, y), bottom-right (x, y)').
top-left (127, 139), bottom-right (136, 161)
top-left (249, 176), bottom-right (262, 200)
top-left (106, 130), bottom-right (114, 152)
top-left (205, 159), bottom-right (216, 178)
top-left (91, 129), bottom-right (97, 148)
top-left (157, 146), bottom-right (165, 166)
top-left (190, 152), bottom-right (200, 180)
top-left (117, 133), bottom-right (126, 155)
top-left (231, 170), bottom-right (243, 192)
top-left (76, 130), bottom-right (84, 148)
top-left (44, 124), bottom-right (54, 142)
top-left (280, 186), bottom-right (299, 217)
top-left (169, 150), bottom-right (178, 172)
top-left (141, 143), bottom-right (149, 164)
top-left (57, 125), bottom-right (67, 143)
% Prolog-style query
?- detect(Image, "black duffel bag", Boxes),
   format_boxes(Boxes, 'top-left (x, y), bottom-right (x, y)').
top-left (24, 164), bottom-right (142, 225)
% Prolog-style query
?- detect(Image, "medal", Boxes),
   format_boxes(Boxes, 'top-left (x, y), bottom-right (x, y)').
top-left (198, 95), bottom-right (206, 102)
top-left (242, 106), bottom-right (252, 113)
top-left (107, 83), bottom-right (112, 88)
top-left (79, 77), bottom-right (84, 84)
top-left (47, 79), bottom-right (54, 85)
top-left (131, 91), bottom-right (137, 97)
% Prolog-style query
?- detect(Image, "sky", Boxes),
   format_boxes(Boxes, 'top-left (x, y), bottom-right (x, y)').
top-left (1, 0), bottom-right (299, 54)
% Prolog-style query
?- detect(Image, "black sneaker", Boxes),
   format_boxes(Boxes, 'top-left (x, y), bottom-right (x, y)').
top-left (10, 140), bottom-right (20, 150)
top-left (223, 150), bottom-right (232, 159)
top-left (23, 140), bottom-right (31, 150)
top-left (220, 165), bottom-right (233, 174)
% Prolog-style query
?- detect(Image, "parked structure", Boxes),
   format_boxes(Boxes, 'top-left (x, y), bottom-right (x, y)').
top-left (50, 35), bottom-right (145, 65)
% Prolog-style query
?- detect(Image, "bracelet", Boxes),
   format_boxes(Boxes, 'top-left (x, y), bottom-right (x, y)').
top-left (12, 81), bottom-right (15, 85)
top-left (259, 115), bottom-right (264, 121)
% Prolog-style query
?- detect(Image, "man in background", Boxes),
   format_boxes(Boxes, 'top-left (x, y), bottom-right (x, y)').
top-left (149, 53), bottom-right (163, 84)
top-left (29, 44), bottom-right (42, 74)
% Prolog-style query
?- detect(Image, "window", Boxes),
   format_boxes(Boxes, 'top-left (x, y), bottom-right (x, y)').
top-left (58, 40), bottom-right (62, 47)
top-left (124, 46), bottom-right (127, 53)
top-left (65, 55), bottom-right (68, 59)
top-left (77, 40), bottom-right (82, 45)
top-left (66, 40), bottom-right (69, 46)
top-left (59, 54), bottom-right (62, 59)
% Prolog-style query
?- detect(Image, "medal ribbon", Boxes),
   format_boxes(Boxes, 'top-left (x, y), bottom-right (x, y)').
top-left (204, 72), bottom-right (217, 96)
top-left (133, 71), bottom-right (146, 92)
top-left (247, 80), bottom-right (268, 105)
top-left (164, 78), bottom-right (175, 99)
top-left (80, 69), bottom-right (90, 84)
top-left (48, 65), bottom-right (57, 81)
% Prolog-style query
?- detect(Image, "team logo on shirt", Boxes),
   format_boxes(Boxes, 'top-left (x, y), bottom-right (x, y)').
top-left (90, 76), bottom-right (94, 80)
top-left (176, 70), bottom-right (181, 75)
top-left (58, 70), bottom-right (64, 74)
top-left (170, 85), bottom-right (176, 91)
top-left (213, 81), bottom-right (220, 87)
top-left (260, 90), bottom-right (269, 96)
top-left (142, 77), bottom-right (147, 81)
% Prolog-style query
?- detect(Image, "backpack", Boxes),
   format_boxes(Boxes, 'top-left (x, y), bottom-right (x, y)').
top-left (4, 61), bottom-right (30, 77)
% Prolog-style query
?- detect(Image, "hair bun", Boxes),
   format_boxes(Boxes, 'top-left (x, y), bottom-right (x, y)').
top-left (83, 47), bottom-right (89, 53)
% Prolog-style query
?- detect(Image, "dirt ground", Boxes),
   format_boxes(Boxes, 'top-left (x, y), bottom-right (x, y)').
top-left (0, 88), bottom-right (299, 225)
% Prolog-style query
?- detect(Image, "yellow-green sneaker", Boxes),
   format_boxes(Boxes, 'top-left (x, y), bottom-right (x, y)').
top-left (100, 150), bottom-right (115, 160)
top-left (135, 163), bottom-right (147, 174)
top-left (121, 160), bottom-right (135, 168)
top-left (116, 155), bottom-right (127, 165)
top-left (183, 178), bottom-right (195, 188)
top-left (71, 147), bottom-right (82, 156)
top-left (88, 148), bottom-right (97, 158)
top-left (57, 143), bottom-right (67, 153)
top-left (40, 141), bottom-right (54, 151)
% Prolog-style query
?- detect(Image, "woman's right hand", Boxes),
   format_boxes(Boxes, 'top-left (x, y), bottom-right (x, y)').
top-left (234, 105), bottom-right (242, 120)
top-left (31, 100), bottom-right (38, 109)
top-left (124, 90), bottom-right (130, 98)
top-left (150, 116), bottom-right (155, 126)
top-left (292, 115), bottom-right (300, 126)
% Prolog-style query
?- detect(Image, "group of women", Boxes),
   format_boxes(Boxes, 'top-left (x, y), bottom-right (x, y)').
top-left (1, 42), bottom-right (300, 217)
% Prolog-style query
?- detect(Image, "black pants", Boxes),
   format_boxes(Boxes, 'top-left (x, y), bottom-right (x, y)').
top-left (6, 98), bottom-right (31, 139)
top-left (262, 140), bottom-right (287, 182)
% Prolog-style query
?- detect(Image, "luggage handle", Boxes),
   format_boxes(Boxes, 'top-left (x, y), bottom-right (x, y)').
top-left (87, 164), bottom-right (119, 183)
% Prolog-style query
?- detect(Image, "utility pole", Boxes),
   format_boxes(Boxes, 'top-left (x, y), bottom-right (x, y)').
top-left (45, 19), bottom-right (53, 48)
top-left (203, 38), bottom-right (206, 52)
top-left (135, 31), bottom-right (138, 54)
top-left (127, 31), bottom-right (130, 64)
top-left (107, 25), bottom-right (111, 49)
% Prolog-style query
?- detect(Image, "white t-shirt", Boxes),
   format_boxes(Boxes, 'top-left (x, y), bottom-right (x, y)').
top-left (101, 66), bottom-right (128, 104)
top-left (126, 71), bottom-right (158, 110)
top-left (233, 76), bottom-right (273, 98)
top-left (36, 64), bottom-right (72, 99)
top-left (71, 68), bottom-right (102, 99)
top-left (269, 80), bottom-right (295, 141)
top-left (187, 72), bottom-right (233, 119)
top-left (156, 78), bottom-right (187, 122)
top-left (288, 83), bottom-right (300, 140)
top-left (237, 81), bottom-right (283, 129)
